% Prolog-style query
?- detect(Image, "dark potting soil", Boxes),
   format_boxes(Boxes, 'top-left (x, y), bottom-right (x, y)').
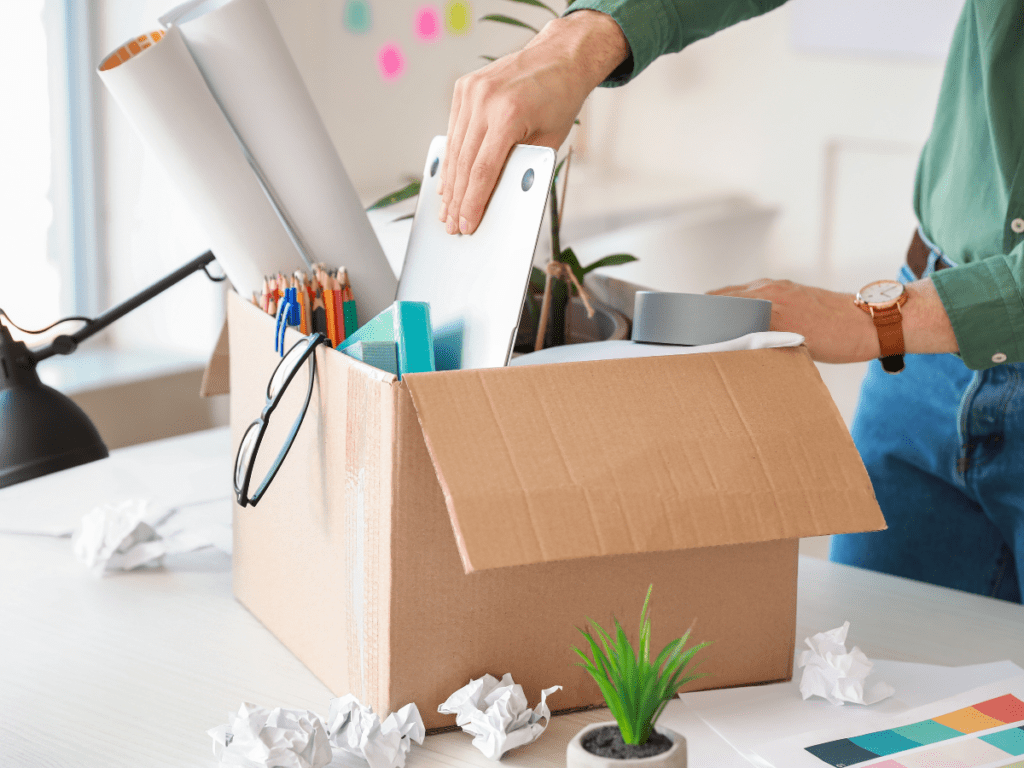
top-left (581, 725), bottom-right (673, 760)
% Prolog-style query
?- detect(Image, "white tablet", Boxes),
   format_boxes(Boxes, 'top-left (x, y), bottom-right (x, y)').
top-left (396, 136), bottom-right (555, 370)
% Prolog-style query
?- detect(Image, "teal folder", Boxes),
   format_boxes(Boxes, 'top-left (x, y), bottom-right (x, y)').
top-left (340, 340), bottom-right (399, 376)
top-left (336, 301), bottom-right (435, 379)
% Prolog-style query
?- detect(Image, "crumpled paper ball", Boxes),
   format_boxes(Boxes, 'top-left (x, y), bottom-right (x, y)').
top-left (798, 622), bottom-right (895, 706)
top-left (72, 499), bottom-right (167, 575)
top-left (208, 703), bottom-right (332, 768)
top-left (326, 695), bottom-right (425, 768)
top-left (438, 673), bottom-right (561, 759)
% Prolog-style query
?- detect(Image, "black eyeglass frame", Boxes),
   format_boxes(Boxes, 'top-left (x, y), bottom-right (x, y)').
top-left (234, 333), bottom-right (326, 508)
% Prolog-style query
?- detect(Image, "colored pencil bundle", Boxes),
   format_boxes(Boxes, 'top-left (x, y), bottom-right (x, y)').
top-left (251, 264), bottom-right (359, 347)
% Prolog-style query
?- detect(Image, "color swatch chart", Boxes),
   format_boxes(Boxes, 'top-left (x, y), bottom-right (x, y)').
top-left (806, 693), bottom-right (1024, 767)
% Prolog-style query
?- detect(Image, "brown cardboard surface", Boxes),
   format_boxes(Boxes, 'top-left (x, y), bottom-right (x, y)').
top-left (388, 374), bottom-right (800, 724)
top-left (224, 290), bottom-right (880, 731)
top-left (229, 297), bottom-right (395, 709)
top-left (403, 350), bottom-right (884, 573)
top-left (200, 319), bottom-right (230, 397)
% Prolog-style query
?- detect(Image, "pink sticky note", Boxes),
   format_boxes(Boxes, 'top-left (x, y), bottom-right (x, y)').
top-left (415, 6), bottom-right (441, 41)
top-left (378, 43), bottom-right (405, 80)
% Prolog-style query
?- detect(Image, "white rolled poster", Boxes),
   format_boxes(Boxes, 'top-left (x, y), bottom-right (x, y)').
top-left (98, 0), bottom-right (397, 322)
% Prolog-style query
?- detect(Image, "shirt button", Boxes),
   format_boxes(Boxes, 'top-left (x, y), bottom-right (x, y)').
top-left (992, 352), bottom-right (1008, 363)
top-left (1011, 218), bottom-right (1024, 234)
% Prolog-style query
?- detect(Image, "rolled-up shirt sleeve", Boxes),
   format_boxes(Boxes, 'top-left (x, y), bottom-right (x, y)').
top-left (931, 248), bottom-right (1024, 370)
top-left (564, 0), bottom-right (789, 86)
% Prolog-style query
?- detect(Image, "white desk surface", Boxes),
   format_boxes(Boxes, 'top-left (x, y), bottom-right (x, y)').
top-left (1, 430), bottom-right (1022, 767)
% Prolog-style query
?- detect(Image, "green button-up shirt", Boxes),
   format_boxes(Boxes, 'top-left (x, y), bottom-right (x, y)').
top-left (566, 0), bottom-right (1024, 370)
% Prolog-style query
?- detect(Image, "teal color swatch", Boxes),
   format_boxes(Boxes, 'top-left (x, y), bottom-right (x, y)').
top-left (892, 720), bottom-right (964, 746)
top-left (804, 739), bottom-right (879, 767)
top-left (343, 0), bottom-right (371, 34)
top-left (981, 727), bottom-right (1024, 756)
top-left (850, 730), bottom-right (921, 756)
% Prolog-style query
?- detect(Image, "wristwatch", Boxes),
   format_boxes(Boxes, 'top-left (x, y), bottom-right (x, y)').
top-left (855, 280), bottom-right (908, 374)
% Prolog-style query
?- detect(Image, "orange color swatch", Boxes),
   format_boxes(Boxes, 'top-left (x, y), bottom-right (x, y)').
top-left (932, 706), bottom-right (1007, 734)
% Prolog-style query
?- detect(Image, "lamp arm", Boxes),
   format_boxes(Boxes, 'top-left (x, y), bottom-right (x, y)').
top-left (31, 251), bottom-right (218, 363)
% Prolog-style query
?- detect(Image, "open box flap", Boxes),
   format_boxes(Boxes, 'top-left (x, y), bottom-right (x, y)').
top-left (403, 347), bottom-right (885, 573)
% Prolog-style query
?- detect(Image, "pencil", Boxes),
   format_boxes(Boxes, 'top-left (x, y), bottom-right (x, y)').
top-left (312, 288), bottom-right (327, 337)
top-left (261, 277), bottom-right (271, 313)
top-left (297, 275), bottom-right (311, 335)
top-left (339, 269), bottom-right (357, 337)
top-left (323, 287), bottom-right (338, 346)
top-left (330, 276), bottom-right (346, 344)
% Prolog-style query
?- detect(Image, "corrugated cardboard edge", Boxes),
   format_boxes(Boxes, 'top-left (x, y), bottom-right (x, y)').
top-left (200, 318), bottom-right (230, 397)
top-left (399, 372), bottom-right (475, 574)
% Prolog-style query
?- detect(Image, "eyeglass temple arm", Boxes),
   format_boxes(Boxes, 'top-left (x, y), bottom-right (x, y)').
top-left (31, 251), bottom-right (218, 363)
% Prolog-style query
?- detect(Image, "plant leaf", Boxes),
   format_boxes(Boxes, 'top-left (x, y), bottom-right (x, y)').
top-left (580, 253), bottom-right (638, 276)
top-left (366, 180), bottom-right (420, 210)
top-left (639, 584), bottom-right (653, 665)
top-left (530, 266), bottom-right (547, 293)
top-left (559, 247), bottom-right (585, 287)
top-left (480, 55), bottom-right (497, 62)
top-left (479, 14), bottom-right (540, 33)
top-left (500, 0), bottom-right (559, 16)
top-left (552, 156), bottom-right (567, 185)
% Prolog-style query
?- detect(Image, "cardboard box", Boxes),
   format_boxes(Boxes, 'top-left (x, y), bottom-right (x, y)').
top-left (222, 290), bottom-right (884, 730)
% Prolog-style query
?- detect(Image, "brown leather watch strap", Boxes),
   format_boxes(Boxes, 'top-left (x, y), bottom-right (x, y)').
top-left (871, 305), bottom-right (905, 358)
top-left (870, 305), bottom-right (906, 373)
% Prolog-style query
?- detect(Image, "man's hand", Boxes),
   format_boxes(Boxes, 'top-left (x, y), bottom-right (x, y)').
top-left (707, 277), bottom-right (958, 363)
top-left (439, 10), bottom-right (629, 236)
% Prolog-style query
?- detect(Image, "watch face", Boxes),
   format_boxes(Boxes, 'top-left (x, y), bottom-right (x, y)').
top-left (858, 280), bottom-right (905, 306)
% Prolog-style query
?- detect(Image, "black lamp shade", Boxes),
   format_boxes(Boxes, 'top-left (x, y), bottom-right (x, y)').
top-left (0, 384), bottom-right (108, 488)
top-left (0, 325), bottom-right (108, 488)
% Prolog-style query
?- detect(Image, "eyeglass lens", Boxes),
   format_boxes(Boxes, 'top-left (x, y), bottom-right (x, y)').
top-left (268, 339), bottom-right (312, 400)
top-left (235, 421), bottom-right (262, 492)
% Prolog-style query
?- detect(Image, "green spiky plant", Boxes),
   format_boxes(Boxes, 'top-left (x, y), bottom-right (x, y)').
top-left (573, 586), bottom-right (710, 746)
top-left (369, 0), bottom-right (637, 348)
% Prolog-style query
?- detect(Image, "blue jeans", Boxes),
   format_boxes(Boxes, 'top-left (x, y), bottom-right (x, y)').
top-left (830, 234), bottom-right (1024, 603)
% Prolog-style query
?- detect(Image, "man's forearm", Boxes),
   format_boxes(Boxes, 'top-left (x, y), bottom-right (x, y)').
top-left (902, 278), bottom-right (959, 355)
top-left (543, 10), bottom-right (631, 91)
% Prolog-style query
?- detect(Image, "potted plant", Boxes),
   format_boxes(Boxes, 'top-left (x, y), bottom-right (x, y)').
top-left (567, 586), bottom-right (709, 768)
top-left (369, 0), bottom-right (638, 352)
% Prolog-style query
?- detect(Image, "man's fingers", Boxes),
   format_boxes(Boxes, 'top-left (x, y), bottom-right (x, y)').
top-left (456, 128), bottom-right (520, 235)
top-left (440, 81), bottom-right (464, 198)
top-left (446, 121), bottom-right (489, 234)
top-left (441, 81), bottom-right (474, 220)
top-left (707, 284), bottom-right (747, 296)
top-left (707, 278), bottom-right (774, 296)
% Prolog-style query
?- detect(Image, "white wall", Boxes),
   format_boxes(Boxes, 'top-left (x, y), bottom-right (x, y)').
top-left (583, 0), bottom-right (949, 282)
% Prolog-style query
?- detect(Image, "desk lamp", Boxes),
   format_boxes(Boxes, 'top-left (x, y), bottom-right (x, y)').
top-left (0, 251), bottom-right (221, 488)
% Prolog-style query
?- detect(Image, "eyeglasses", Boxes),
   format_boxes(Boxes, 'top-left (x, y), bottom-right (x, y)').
top-left (234, 333), bottom-right (327, 507)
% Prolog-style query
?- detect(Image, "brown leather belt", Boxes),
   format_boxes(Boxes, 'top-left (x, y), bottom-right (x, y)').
top-left (907, 230), bottom-right (951, 280)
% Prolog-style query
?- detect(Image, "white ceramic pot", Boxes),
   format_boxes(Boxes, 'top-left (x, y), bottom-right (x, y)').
top-left (566, 721), bottom-right (687, 768)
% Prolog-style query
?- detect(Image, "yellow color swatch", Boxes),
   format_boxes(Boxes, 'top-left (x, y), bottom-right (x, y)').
top-left (932, 706), bottom-right (1007, 733)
